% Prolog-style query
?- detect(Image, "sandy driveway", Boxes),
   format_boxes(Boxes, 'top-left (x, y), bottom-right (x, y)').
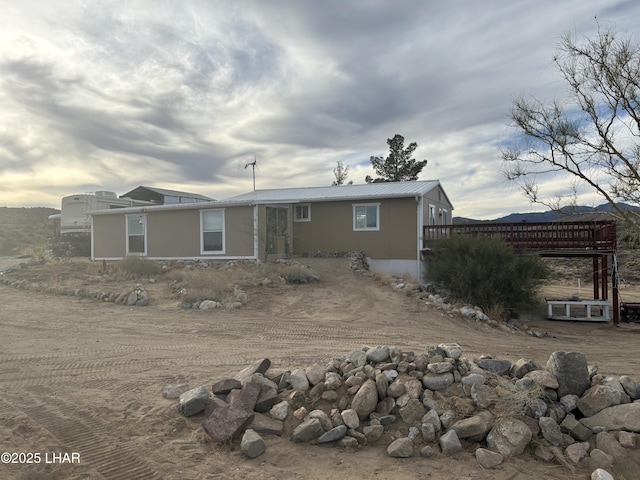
top-left (1, 257), bottom-right (639, 479)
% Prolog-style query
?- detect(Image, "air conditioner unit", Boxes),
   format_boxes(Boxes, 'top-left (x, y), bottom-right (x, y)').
top-left (95, 191), bottom-right (117, 198)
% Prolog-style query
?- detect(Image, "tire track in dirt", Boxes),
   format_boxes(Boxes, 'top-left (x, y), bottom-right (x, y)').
top-left (0, 355), bottom-right (249, 389)
top-left (16, 394), bottom-right (162, 480)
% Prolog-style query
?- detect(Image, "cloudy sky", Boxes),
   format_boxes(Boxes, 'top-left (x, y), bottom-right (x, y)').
top-left (1, 1), bottom-right (639, 219)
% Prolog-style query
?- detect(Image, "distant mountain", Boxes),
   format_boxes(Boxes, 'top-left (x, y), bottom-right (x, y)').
top-left (454, 203), bottom-right (638, 224)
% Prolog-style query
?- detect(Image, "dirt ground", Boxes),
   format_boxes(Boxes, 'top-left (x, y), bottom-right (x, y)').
top-left (1, 256), bottom-right (640, 480)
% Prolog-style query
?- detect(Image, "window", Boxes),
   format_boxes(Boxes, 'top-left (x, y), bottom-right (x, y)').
top-left (439, 208), bottom-right (448, 225)
top-left (353, 203), bottom-right (380, 231)
top-left (429, 205), bottom-right (436, 226)
top-left (201, 209), bottom-right (224, 253)
top-left (126, 214), bottom-right (146, 254)
top-left (294, 204), bottom-right (311, 222)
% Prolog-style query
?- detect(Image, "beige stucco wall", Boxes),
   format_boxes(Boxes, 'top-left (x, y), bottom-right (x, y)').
top-left (92, 205), bottom-right (256, 259)
top-left (292, 197), bottom-right (418, 259)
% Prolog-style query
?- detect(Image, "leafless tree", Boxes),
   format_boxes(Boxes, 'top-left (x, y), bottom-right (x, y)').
top-left (332, 160), bottom-right (351, 185)
top-left (502, 26), bottom-right (640, 230)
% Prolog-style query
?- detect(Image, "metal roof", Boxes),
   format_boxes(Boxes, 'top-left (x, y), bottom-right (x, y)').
top-left (223, 180), bottom-right (445, 204)
top-left (121, 186), bottom-right (215, 202)
top-left (88, 199), bottom-right (240, 215)
top-left (89, 180), bottom-right (452, 216)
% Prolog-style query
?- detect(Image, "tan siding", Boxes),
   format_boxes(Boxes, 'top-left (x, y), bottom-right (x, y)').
top-left (222, 206), bottom-right (255, 256)
top-left (423, 186), bottom-right (453, 224)
top-left (93, 205), bottom-right (256, 259)
top-left (147, 210), bottom-right (200, 256)
top-left (293, 197), bottom-right (417, 259)
top-left (93, 215), bottom-right (126, 258)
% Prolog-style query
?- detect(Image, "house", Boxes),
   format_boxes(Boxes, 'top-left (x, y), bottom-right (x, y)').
top-left (48, 191), bottom-right (154, 255)
top-left (120, 186), bottom-right (215, 204)
top-left (49, 186), bottom-right (214, 255)
top-left (89, 180), bottom-right (453, 280)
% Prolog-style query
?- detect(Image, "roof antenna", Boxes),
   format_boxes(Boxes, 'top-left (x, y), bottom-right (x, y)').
top-left (244, 155), bottom-right (257, 191)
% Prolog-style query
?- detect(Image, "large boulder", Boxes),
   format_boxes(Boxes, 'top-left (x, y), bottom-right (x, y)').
top-left (351, 379), bottom-right (379, 420)
top-left (202, 403), bottom-right (255, 444)
top-left (177, 386), bottom-right (210, 417)
top-left (577, 385), bottom-right (627, 417)
top-left (450, 411), bottom-right (494, 441)
top-left (580, 403), bottom-right (640, 432)
top-left (486, 417), bottom-right (532, 457)
top-left (545, 351), bottom-right (590, 398)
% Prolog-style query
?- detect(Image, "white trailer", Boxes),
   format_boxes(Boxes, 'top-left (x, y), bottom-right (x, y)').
top-left (50, 191), bottom-right (151, 255)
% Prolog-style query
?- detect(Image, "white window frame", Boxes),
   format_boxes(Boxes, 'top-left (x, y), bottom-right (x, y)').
top-left (294, 204), bottom-right (311, 222)
top-left (353, 203), bottom-right (380, 231)
top-left (439, 207), bottom-right (448, 225)
top-left (126, 214), bottom-right (147, 255)
top-left (429, 204), bottom-right (436, 226)
top-left (200, 209), bottom-right (225, 254)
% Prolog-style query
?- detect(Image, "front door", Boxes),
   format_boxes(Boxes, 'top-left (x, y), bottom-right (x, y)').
top-left (266, 206), bottom-right (290, 257)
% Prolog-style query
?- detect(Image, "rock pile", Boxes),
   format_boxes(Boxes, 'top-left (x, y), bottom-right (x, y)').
top-left (167, 344), bottom-right (639, 478)
top-left (0, 269), bottom-right (150, 306)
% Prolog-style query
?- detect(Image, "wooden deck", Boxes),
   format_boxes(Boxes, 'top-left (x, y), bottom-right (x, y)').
top-left (423, 220), bottom-right (616, 252)
top-left (423, 220), bottom-right (620, 324)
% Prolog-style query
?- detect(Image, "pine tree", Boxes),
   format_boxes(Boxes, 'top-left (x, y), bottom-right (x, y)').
top-left (366, 134), bottom-right (427, 183)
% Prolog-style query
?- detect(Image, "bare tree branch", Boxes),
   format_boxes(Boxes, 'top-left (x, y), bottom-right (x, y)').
top-left (502, 27), bottom-right (640, 231)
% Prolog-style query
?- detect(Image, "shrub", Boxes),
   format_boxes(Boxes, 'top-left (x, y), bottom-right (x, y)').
top-left (177, 268), bottom-right (246, 303)
top-left (118, 256), bottom-right (162, 279)
top-left (425, 234), bottom-right (549, 315)
top-left (281, 265), bottom-right (319, 284)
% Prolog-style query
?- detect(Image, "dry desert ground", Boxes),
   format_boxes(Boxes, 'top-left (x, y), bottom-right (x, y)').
top-left (1, 256), bottom-right (640, 480)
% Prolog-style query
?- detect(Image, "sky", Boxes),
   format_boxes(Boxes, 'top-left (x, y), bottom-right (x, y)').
top-left (1, 1), bottom-right (639, 219)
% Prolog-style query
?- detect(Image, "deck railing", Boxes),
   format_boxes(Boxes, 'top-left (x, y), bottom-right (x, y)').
top-left (423, 220), bottom-right (617, 252)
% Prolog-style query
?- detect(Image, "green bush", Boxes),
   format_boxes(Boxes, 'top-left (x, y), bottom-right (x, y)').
top-left (425, 234), bottom-right (549, 315)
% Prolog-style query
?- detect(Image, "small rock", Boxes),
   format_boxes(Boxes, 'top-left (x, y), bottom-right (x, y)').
top-left (461, 373), bottom-right (486, 387)
top-left (317, 425), bottom-right (347, 444)
top-left (534, 445), bottom-right (556, 463)
top-left (177, 386), bottom-right (210, 417)
top-left (162, 383), bottom-right (190, 399)
top-left (363, 424), bottom-right (384, 443)
top-left (618, 430), bottom-right (636, 449)
top-left (338, 409), bottom-right (359, 430)
top-left (591, 469), bottom-right (615, 480)
top-left (471, 383), bottom-right (493, 409)
top-left (439, 343), bottom-right (462, 360)
top-left (422, 372), bottom-right (454, 391)
top-left (475, 448), bottom-right (503, 469)
top-left (539, 417), bottom-right (563, 446)
top-left (589, 448), bottom-right (614, 468)
top-left (387, 437), bottom-right (414, 458)
top-left (565, 441), bottom-right (590, 464)
top-left (305, 363), bottom-right (325, 386)
top-left (292, 418), bottom-right (324, 443)
top-left (476, 359), bottom-right (512, 376)
top-left (420, 445), bottom-right (436, 458)
top-left (439, 430), bottom-right (463, 455)
top-left (270, 401), bottom-right (289, 421)
top-left (308, 409), bottom-right (333, 431)
top-left (290, 368), bottom-right (310, 391)
top-left (241, 429), bottom-right (266, 459)
top-left (212, 379), bottom-right (242, 395)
